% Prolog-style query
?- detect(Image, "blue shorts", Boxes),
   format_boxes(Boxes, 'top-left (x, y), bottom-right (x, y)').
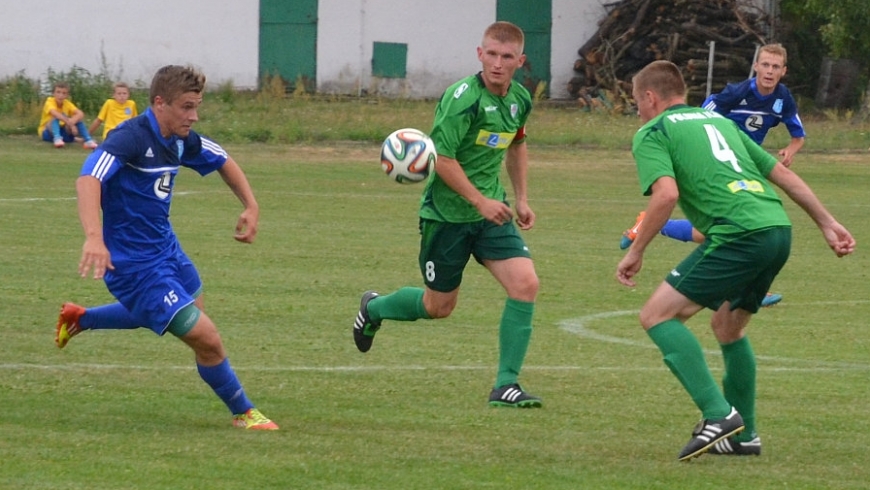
top-left (104, 249), bottom-right (203, 335)
top-left (42, 127), bottom-right (77, 143)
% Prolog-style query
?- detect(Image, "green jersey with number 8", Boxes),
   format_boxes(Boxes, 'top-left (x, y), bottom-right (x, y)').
top-left (632, 104), bottom-right (791, 236)
top-left (421, 73), bottom-right (532, 223)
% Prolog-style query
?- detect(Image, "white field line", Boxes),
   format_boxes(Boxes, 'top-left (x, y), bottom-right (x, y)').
top-left (6, 306), bottom-right (869, 374)
top-left (559, 309), bottom-right (870, 371)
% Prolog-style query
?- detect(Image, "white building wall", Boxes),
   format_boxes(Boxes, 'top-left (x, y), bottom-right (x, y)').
top-left (317, 0), bottom-right (494, 97)
top-left (0, 0), bottom-right (606, 99)
top-left (551, 0), bottom-right (605, 99)
top-left (0, 0), bottom-right (260, 89)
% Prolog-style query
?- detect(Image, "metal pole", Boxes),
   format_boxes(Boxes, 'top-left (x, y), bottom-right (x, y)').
top-left (748, 44), bottom-right (760, 79)
top-left (706, 41), bottom-right (716, 98)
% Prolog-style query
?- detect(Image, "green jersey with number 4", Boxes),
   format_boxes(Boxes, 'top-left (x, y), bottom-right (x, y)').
top-left (632, 104), bottom-right (791, 236)
top-left (420, 73), bottom-right (532, 223)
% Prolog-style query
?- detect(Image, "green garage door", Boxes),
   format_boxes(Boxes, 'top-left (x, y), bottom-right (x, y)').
top-left (497, 0), bottom-right (552, 97)
top-left (259, 0), bottom-right (317, 92)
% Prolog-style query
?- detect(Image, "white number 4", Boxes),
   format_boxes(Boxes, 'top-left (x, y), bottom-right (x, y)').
top-left (704, 124), bottom-right (742, 173)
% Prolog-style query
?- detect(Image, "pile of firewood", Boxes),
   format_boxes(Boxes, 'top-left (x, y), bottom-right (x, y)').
top-left (569, 0), bottom-right (770, 109)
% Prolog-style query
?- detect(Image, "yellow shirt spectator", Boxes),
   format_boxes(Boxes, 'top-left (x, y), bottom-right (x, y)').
top-left (94, 98), bottom-right (138, 138)
top-left (38, 96), bottom-right (81, 135)
top-left (89, 82), bottom-right (138, 139)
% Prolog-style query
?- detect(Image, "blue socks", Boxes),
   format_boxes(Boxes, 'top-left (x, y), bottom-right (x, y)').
top-left (80, 303), bottom-right (141, 330)
top-left (197, 358), bottom-right (254, 415)
top-left (661, 219), bottom-right (695, 242)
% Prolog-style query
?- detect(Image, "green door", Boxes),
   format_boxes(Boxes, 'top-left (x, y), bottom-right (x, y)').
top-left (259, 0), bottom-right (317, 92)
top-left (496, 0), bottom-right (552, 97)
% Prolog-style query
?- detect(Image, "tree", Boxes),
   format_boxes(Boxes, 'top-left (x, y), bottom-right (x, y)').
top-left (788, 0), bottom-right (870, 119)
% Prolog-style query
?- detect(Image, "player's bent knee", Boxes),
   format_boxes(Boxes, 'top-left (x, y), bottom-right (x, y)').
top-left (638, 309), bottom-right (665, 330)
top-left (508, 275), bottom-right (539, 302)
top-left (426, 302), bottom-right (455, 319)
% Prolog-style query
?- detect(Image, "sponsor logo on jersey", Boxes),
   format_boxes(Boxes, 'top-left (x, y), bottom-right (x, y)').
top-left (145, 147), bottom-right (154, 158)
top-left (453, 83), bottom-right (469, 99)
top-left (739, 99), bottom-right (748, 105)
top-left (670, 269), bottom-right (681, 277)
top-left (727, 180), bottom-right (764, 193)
top-left (485, 105), bottom-right (498, 112)
top-left (153, 171), bottom-right (172, 200)
top-left (773, 99), bottom-right (783, 114)
top-left (475, 130), bottom-right (515, 149)
top-left (745, 115), bottom-right (764, 131)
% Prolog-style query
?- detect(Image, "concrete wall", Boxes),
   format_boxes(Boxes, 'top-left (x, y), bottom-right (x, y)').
top-left (1, 0), bottom-right (259, 88)
top-left (1, 0), bottom-right (605, 99)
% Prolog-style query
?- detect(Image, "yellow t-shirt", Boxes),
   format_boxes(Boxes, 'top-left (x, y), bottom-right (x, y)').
top-left (96, 99), bottom-right (138, 138)
top-left (38, 97), bottom-right (80, 135)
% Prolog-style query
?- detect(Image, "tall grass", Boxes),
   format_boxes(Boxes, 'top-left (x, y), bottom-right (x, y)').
top-left (3, 71), bottom-right (869, 150)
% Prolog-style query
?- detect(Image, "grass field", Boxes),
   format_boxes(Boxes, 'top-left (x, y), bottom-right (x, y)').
top-left (1, 133), bottom-right (869, 489)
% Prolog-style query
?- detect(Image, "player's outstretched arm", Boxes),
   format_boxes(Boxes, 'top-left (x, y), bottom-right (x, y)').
top-left (778, 136), bottom-right (805, 167)
top-left (217, 156), bottom-right (259, 244)
top-left (767, 163), bottom-right (856, 257)
top-left (75, 175), bottom-right (114, 279)
top-left (616, 177), bottom-right (679, 287)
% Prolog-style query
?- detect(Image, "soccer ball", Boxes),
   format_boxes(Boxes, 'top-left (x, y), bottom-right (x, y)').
top-left (380, 128), bottom-right (437, 184)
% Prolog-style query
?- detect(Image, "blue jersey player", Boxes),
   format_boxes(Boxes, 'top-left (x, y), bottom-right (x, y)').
top-left (702, 44), bottom-right (805, 167)
top-left (55, 65), bottom-right (278, 430)
top-left (619, 44), bottom-right (804, 308)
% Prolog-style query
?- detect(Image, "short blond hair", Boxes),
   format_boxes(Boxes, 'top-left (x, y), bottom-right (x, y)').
top-left (632, 60), bottom-right (686, 100)
top-left (483, 21), bottom-right (524, 52)
top-left (758, 43), bottom-right (787, 65)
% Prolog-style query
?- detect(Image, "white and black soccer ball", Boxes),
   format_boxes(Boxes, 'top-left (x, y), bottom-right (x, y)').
top-left (380, 128), bottom-right (437, 184)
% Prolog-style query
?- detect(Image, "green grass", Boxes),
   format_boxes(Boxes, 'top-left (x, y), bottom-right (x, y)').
top-left (5, 93), bottom-right (869, 150)
top-left (1, 132), bottom-right (869, 489)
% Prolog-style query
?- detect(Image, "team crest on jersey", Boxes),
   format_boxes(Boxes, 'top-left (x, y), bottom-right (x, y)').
top-left (453, 83), bottom-right (469, 99)
top-left (773, 99), bottom-right (783, 114)
top-left (510, 103), bottom-right (518, 119)
top-left (176, 140), bottom-right (184, 158)
top-left (153, 171), bottom-right (172, 200)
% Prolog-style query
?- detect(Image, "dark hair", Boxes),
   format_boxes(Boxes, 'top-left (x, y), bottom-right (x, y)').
top-left (149, 65), bottom-right (206, 105)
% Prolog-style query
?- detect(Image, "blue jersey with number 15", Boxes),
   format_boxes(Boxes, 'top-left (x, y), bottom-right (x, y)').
top-left (79, 108), bottom-right (227, 273)
top-left (702, 78), bottom-right (805, 145)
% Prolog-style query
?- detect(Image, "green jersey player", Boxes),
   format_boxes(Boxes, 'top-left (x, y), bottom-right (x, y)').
top-left (353, 21), bottom-right (543, 408)
top-left (616, 60), bottom-right (854, 460)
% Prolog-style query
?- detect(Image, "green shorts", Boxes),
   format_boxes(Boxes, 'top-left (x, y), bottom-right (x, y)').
top-left (418, 218), bottom-right (531, 292)
top-left (666, 226), bottom-right (791, 313)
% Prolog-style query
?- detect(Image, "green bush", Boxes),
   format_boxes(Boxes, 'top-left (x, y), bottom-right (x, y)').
top-left (44, 65), bottom-right (113, 115)
top-left (0, 71), bottom-right (40, 116)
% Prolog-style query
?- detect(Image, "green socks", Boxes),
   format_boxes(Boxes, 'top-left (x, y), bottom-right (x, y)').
top-left (367, 287), bottom-right (430, 322)
top-left (647, 319), bottom-right (731, 420)
top-left (721, 336), bottom-right (757, 441)
top-left (495, 298), bottom-right (534, 388)
top-left (368, 291), bottom-right (534, 390)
